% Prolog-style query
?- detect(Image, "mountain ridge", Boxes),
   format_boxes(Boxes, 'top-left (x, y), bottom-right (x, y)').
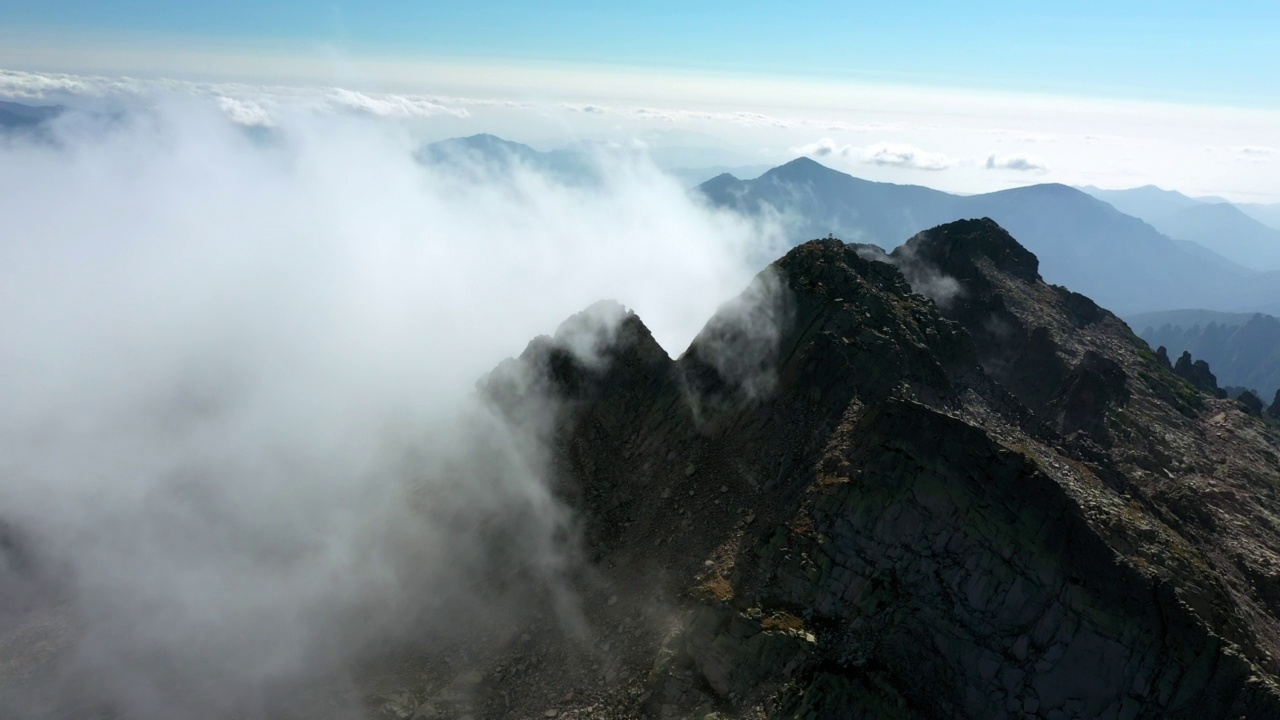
top-left (697, 158), bottom-right (1276, 316)
top-left (1133, 310), bottom-right (1280, 401)
top-left (1150, 202), bottom-right (1280, 271)
top-left (453, 216), bottom-right (1280, 718)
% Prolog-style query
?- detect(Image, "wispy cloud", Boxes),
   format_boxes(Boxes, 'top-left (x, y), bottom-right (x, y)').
top-left (791, 137), bottom-right (854, 157)
top-left (1204, 144), bottom-right (1277, 156)
top-left (864, 141), bottom-right (950, 170)
top-left (1199, 144), bottom-right (1277, 165)
top-left (215, 96), bottom-right (273, 126)
top-left (324, 87), bottom-right (462, 119)
top-left (791, 137), bottom-right (951, 170)
top-left (986, 154), bottom-right (1048, 172)
top-left (0, 68), bottom-right (471, 126)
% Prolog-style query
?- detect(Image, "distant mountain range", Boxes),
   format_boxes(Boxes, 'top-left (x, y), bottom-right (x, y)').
top-left (417, 133), bottom-right (601, 185)
top-left (1127, 309), bottom-right (1280, 401)
top-left (1236, 203), bottom-right (1280, 231)
top-left (1080, 185), bottom-right (1220, 223)
top-left (666, 164), bottom-right (772, 188)
top-left (696, 157), bottom-right (1280, 316)
top-left (0, 100), bottom-right (64, 130)
top-left (1080, 185), bottom-right (1280, 271)
top-left (1153, 203), bottom-right (1280, 271)
top-left (417, 133), bottom-right (768, 188)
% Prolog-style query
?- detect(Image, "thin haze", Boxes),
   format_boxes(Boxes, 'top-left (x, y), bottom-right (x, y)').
top-left (0, 97), bottom-right (784, 718)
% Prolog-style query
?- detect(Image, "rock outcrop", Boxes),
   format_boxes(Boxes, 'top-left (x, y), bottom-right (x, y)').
top-left (465, 218), bottom-right (1280, 719)
top-left (1173, 350), bottom-right (1227, 398)
top-left (1239, 389), bottom-right (1266, 415)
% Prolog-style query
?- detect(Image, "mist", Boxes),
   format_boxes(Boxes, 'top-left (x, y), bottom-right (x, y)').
top-left (0, 97), bottom-right (784, 718)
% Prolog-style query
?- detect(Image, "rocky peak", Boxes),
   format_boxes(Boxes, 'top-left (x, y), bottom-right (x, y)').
top-left (893, 216), bottom-right (1041, 284)
top-left (440, 219), bottom-right (1280, 720)
top-left (1269, 389), bottom-right (1280, 420)
top-left (1173, 350), bottom-right (1226, 398)
top-left (695, 238), bottom-right (987, 409)
top-left (1238, 389), bottom-right (1265, 415)
top-left (479, 300), bottom-right (673, 424)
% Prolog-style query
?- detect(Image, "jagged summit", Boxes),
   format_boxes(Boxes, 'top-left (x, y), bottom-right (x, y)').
top-left (458, 218), bottom-right (1280, 719)
top-left (896, 216), bottom-right (1041, 283)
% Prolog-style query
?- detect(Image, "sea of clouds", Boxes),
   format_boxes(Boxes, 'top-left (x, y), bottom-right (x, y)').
top-left (0, 85), bottom-right (787, 718)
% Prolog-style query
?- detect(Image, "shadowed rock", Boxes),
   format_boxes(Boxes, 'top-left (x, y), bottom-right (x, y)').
top-left (1174, 350), bottom-right (1227, 398)
top-left (346, 218), bottom-right (1280, 719)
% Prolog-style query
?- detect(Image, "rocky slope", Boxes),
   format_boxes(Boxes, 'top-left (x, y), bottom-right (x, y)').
top-left (464, 217), bottom-right (1280, 719)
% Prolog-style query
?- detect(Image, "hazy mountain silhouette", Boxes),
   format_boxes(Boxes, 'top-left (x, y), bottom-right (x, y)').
top-left (1236, 203), bottom-right (1280, 231)
top-left (1080, 186), bottom-right (1280, 269)
top-left (1079, 184), bottom-right (1214, 221)
top-left (0, 100), bottom-right (64, 131)
top-left (1130, 309), bottom-right (1280, 400)
top-left (667, 164), bottom-right (772, 188)
top-left (1149, 203), bottom-right (1280, 271)
top-left (1126, 308), bottom-right (1255, 329)
top-left (699, 158), bottom-right (1263, 315)
top-left (417, 133), bottom-right (598, 184)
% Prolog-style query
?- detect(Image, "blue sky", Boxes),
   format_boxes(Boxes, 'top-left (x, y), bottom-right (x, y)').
top-left (2, 0), bottom-right (1278, 108)
top-left (1, 2), bottom-right (1278, 201)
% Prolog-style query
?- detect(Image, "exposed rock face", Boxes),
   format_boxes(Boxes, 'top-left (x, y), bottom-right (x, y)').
top-left (445, 219), bottom-right (1280, 719)
top-left (1271, 390), bottom-right (1280, 420)
top-left (1174, 350), bottom-right (1227, 398)
top-left (1134, 311), bottom-right (1280, 402)
top-left (1239, 390), bottom-right (1266, 415)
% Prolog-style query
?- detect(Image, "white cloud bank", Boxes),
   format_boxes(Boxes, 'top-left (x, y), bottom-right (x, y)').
top-left (0, 68), bottom-right (472, 127)
top-left (0, 96), bottom-right (785, 718)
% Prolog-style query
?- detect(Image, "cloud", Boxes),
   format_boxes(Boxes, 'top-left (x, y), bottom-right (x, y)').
top-left (791, 138), bottom-right (951, 170)
top-left (620, 107), bottom-right (896, 132)
top-left (985, 154), bottom-right (1049, 172)
top-left (216, 96), bottom-right (273, 127)
top-left (863, 141), bottom-right (950, 170)
top-left (1203, 145), bottom-right (1277, 164)
top-left (0, 96), bottom-right (785, 717)
top-left (322, 87), bottom-right (465, 119)
top-left (684, 266), bottom-right (794, 406)
top-left (0, 68), bottom-right (471, 127)
top-left (857, 244), bottom-right (963, 309)
top-left (634, 107), bottom-right (676, 122)
top-left (792, 137), bottom-right (851, 158)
